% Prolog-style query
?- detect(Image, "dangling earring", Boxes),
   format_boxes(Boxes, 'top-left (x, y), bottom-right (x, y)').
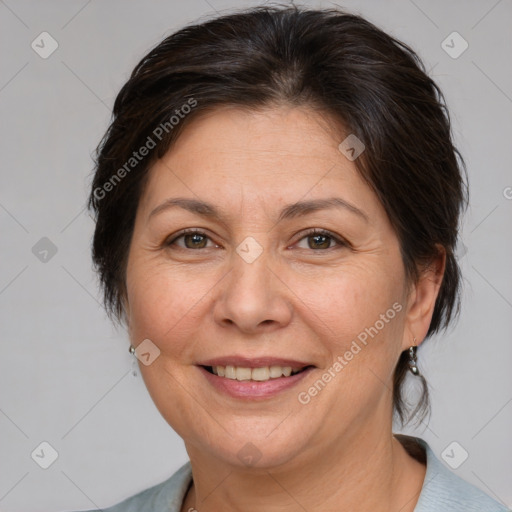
top-left (408, 338), bottom-right (420, 376)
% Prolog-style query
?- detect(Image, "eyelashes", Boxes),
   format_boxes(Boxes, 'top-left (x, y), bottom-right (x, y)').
top-left (164, 227), bottom-right (349, 252)
top-left (166, 229), bottom-right (215, 250)
top-left (294, 228), bottom-right (348, 250)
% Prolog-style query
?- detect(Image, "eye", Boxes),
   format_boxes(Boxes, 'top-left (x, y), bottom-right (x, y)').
top-left (294, 229), bottom-right (347, 250)
top-left (165, 229), bottom-right (219, 250)
top-left (164, 228), bottom-right (348, 252)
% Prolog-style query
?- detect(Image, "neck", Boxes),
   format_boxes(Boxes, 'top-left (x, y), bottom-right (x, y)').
top-left (181, 423), bottom-right (426, 512)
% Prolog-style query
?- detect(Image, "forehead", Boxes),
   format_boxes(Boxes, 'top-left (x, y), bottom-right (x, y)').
top-left (138, 106), bottom-right (381, 222)
top-left (165, 105), bottom-right (345, 169)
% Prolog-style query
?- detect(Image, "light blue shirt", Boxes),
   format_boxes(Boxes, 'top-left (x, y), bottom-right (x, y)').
top-left (72, 436), bottom-right (509, 511)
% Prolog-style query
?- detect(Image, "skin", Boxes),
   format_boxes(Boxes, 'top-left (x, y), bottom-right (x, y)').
top-left (124, 105), bottom-right (445, 512)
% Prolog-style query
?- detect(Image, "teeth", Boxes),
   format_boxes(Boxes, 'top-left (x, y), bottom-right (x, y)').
top-left (252, 367), bottom-right (270, 381)
top-left (282, 367), bottom-right (292, 377)
top-left (236, 367), bottom-right (252, 381)
top-left (269, 365), bottom-right (284, 378)
top-left (225, 365), bottom-right (236, 379)
top-left (211, 365), bottom-right (303, 381)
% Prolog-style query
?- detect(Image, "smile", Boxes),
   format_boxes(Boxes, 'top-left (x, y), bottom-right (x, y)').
top-left (198, 363), bottom-right (315, 399)
top-left (204, 365), bottom-right (308, 381)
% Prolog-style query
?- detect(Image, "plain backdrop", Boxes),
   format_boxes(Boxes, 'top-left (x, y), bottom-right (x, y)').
top-left (0, 0), bottom-right (511, 510)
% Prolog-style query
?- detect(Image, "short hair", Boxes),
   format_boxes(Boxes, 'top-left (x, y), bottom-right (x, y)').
top-left (88, 4), bottom-right (468, 426)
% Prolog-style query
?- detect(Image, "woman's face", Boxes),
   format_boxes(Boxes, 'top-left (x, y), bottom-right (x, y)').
top-left (124, 106), bottom-right (435, 469)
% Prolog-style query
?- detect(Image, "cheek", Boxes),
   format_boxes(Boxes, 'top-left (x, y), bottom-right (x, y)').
top-left (291, 259), bottom-right (404, 339)
top-left (288, 259), bottom-right (406, 399)
top-left (125, 257), bottom-right (219, 357)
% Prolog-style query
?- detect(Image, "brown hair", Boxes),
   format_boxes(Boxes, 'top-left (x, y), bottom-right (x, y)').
top-left (88, 4), bottom-right (468, 426)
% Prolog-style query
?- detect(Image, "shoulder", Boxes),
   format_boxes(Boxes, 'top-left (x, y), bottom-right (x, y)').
top-left (396, 435), bottom-right (510, 512)
top-left (66, 461), bottom-right (192, 512)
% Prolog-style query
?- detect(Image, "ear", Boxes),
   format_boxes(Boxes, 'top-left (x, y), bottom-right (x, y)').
top-left (401, 245), bottom-right (446, 350)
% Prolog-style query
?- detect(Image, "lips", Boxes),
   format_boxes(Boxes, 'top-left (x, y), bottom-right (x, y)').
top-left (195, 355), bottom-right (315, 398)
top-left (197, 357), bottom-right (313, 381)
top-left (198, 363), bottom-right (315, 399)
top-left (198, 356), bottom-right (313, 368)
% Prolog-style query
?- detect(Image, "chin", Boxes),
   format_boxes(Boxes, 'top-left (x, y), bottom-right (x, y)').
top-left (189, 419), bottom-right (315, 471)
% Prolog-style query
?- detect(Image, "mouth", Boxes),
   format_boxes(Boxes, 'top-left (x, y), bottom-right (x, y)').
top-left (196, 356), bottom-right (316, 399)
top-left (201, 364), bottom-right (313, 382)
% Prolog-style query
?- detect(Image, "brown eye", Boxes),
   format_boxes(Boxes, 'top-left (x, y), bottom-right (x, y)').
top-left (309, 233), bottom-right (331, 249)
top-left (295, 229), bottom-right (347, 250)
top-left (166, 230), bottom-right (216, 250)
top-left (182, 232), bottom-right (208, 249)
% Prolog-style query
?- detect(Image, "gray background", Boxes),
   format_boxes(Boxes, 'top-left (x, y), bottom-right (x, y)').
top-left (0, 0), bottom-right (511, 510)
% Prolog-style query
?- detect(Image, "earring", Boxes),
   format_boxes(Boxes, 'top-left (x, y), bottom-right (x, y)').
top-left (408, 338), bottom-right (420, 376)
top-left (129, 344), bottom-right (135, 355)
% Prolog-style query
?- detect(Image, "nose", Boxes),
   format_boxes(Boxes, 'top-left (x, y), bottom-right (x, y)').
top-left (212, 243), bottom-right (293, 335)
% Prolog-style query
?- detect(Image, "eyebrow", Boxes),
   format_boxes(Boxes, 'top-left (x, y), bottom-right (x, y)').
top-left (148, 196), bottom-right (369, 223)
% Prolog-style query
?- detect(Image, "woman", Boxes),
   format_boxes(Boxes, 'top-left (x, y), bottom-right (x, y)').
top-left (76, 5), bottom-right (508, 511)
